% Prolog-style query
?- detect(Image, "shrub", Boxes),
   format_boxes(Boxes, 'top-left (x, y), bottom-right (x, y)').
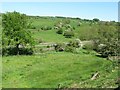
top-left (65, 24), bottom-right (72, 29)
top-left (77, 22), bottom-right (81, 26)
top-left (2, 47), bottom-right (34, 56)
top-left (64, 30), bottom-right (74, 38)
top-left (64, 19), bottom-right (70, 24)
top-left (2, 47), bottom-right (7, 56)
top-left (33, 47), bottom-right (44, 53)
top-left (95, 26), bottom-right (118, 57)
top-left (82, 50), bottom-right (90, 54)
top-left (41, 26), bottom-right (52, 30)
top-left (2, 47), bottom-right (18, 56)
top-left (65, 45), bottom-right (75, 53)
top-left (31, 26), bottom-right (36, 29)
top-left (82, 42), bottom-right (94, 51)
top-left (47, 26), bottom-right (52, 30)
top-left (35, 38), bottom-right (43, 44)
top-left (73, 27), bottom-right (75, 30)
top-left (93, 18), bottom-right (100, 22)
top-left (2, 47), bottom-right (11, 56)
top-left (56, 28), bottom-right (63, 34)
top-left (54, 43), bottom-right (65, 52)
top-left (47, 45), bottom-right (50, 48)
top-left (97, 44), bottom-right (114, 58)
top-left (2, 11), bottom-right (34, 55)
top-left (38, 39), bottom-right (43, 43)
top-left (19, 47), bottom-right (33, 55)
top-left (68, 39), bottom-right (81, 48)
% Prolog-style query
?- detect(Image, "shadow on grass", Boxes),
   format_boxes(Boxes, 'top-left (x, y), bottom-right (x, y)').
top-left (95, 54), bottom-right (107, 58)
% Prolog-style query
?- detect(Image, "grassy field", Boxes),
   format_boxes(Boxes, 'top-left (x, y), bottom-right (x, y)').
top-left (30, 17), bottom-right (117, 43)
top-left (29, 18), bottom-right (96, 43)
top-left (32, 30), bottom-right (74, 43)
top-left (2, 15), bottom-right (118, 88)
top-left (2, 51), bottom-right (118, 88)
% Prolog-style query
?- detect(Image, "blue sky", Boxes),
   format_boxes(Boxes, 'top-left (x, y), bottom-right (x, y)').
top-left (2, 2), bottom-right (118, 21)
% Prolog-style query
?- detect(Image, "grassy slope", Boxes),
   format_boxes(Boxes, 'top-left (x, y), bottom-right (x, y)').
top-left (2, 51), bottom-right (118, 88)
top-left (29, 18), bottom-right (75, 43)
top-left (29, 17), bottom-right (101, 42)
top-left (2, 17), bottom-right (118, 88)
top-left (33, 30), bottom-right (74, 43)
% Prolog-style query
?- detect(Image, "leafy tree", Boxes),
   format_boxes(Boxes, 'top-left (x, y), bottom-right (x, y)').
top-left (2, 11), bottom-right (34, 55)
top-left (93, 18), bottom-right (100, 22)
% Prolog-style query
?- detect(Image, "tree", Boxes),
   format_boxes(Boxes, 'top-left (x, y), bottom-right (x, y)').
top-left (93, 18), bottom-right (100, 22)
top-left (2, 11), bottom-right (34, 55)
top-left (95, 24), bottom-right (118, 57)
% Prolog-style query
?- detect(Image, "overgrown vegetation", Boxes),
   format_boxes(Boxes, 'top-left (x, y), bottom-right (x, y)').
top-left (64, 30), bottom-right (74, 38)
top-left (2, 11), bottom-right (119, 88)
top-left (2, 11), bottom-right (34, 55)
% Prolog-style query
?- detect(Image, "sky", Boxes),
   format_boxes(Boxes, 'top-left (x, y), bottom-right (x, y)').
top-left (1, 2), bottom-right (118, 21)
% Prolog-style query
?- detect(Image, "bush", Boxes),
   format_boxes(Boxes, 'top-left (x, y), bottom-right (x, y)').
top-left (68, 39), bottom-right (81, 48)
top-left (38, 39), bottom-right (43, 43)
top-left (41, 26), bottom-right (52, 30)
top-left (2, 47), bottom-right (34, 56)
top-left (82, 42), bottom-right (94, 51)
top-left (31, 26), bottom-right (36, 29)
top-left (47, 26), bottom-right (52, 30)
top-left (35, 38), bottom-right (43, 44)
top-left (65, 45), bottom-right (75, 53)
top-left (73, 27), bottom-right (75, 30)
top-left (64, 39), bottom-right (81, 53)
top-left (93, 18), bottom-right (100, 22)
top-left (27, 22), bottom-right (36, 29)
top-left (64, 19), bottom-right (70, 24)
top-left (33, 47), bottom-right (44, 53)
top-left (19, 47), bottom-right (33, 55)
top-left (96, 44), bottom-right (115, 58)
top-left (82, 50), bottom-right (90, 54)
top-left (2, 47), bottom-right (7, 56)
top-left (65, 24), bottom-right (72, 29)
top-left (77, 22), bottom-right (81, 26)
top-left (2, 47), bottom-right (18, 56)
top-left (54, 43), bottom-right (65, 52)
top-left (64, 30), bottom-right (74, 38)
top-left (56, 28), bottom-right (63, 34)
